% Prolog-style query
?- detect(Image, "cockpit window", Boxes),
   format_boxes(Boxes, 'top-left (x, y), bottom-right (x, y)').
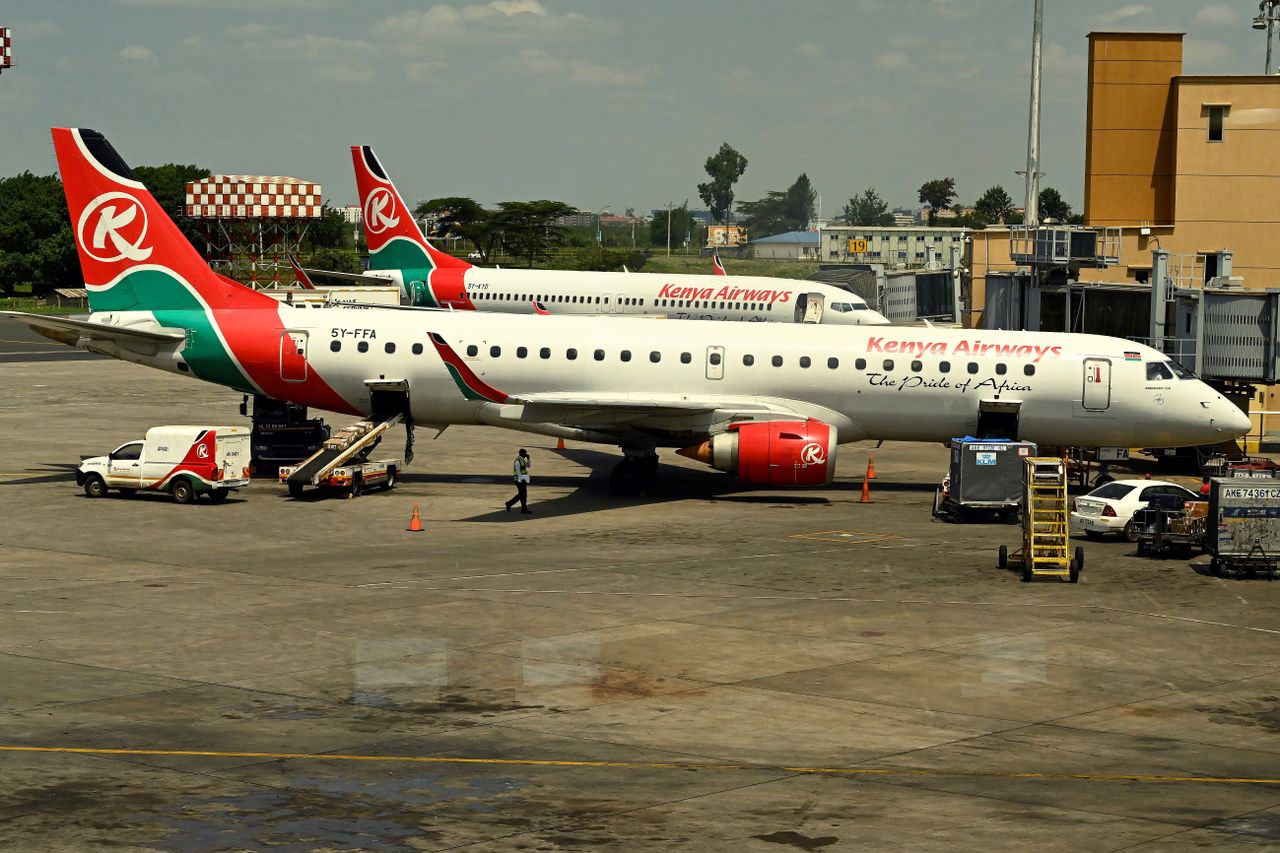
top-left (830, 302), bottom-right (851, 313)
top-left (1146, 362), bottom-right (1174, 381)
top-left (1168, 360), bottom-right (1195, 380)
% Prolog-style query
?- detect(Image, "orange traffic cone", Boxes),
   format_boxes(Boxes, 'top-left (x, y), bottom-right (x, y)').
top-left (866, 455), bottom-right (877, 480)
top-left (407, 502), bottom-right (424, 532)
top-left (860, 477), bottom-right (872, 504)
top-left (556, 437), bottom-right (565, 449)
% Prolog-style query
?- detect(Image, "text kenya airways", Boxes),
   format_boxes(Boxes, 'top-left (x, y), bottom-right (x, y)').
top-left (866, 337), bottom-right (1064, 363)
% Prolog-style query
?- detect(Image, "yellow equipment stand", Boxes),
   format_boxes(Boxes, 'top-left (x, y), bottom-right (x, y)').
top-left (998, 457), bottom-right (1083, 583)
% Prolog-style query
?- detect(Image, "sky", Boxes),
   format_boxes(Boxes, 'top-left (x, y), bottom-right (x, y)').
top-left (0, 0), bottom-right (1269, 218)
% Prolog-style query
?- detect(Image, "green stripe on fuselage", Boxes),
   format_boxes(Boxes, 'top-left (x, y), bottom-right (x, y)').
top-left (88, 269), bottom-right (255, 393)
top-left (444, 362), bottom-right (488, 401)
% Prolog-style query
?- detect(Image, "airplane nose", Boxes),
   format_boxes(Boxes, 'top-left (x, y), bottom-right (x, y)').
top-left (1211, 400), bottom-right (1252, 437)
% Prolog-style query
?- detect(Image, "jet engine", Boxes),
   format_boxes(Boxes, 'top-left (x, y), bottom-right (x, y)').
top-left (678, 419), bottom-right (837, 486)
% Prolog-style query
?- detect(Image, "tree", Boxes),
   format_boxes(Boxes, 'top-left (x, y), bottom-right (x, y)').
top-left (917, 178), bottom-right (957, 225)
top-left (134, 163), bottom-right (211, 254)
top-left (649, 202), bottom-right (697, 251)
top-left (738, 173), bottom-right (817, 238)
top-left (308, 205), bottom-right (350, 249)
top-left (491, 200), bottom-right (579, 267)
top-left (843, 188), bottom-right (895, 226)
top-left (696, 142), bottom-right (748, 224)
top-left (1038, 187), bottom-right (1072, 222)
top-left (307, 247), bottom-right (360, 274)
top-left (974, 185), bottom-right (1015, 225)
top-left (416, 196), bottom-right (497, 261)
top-left (0, 172), bottom-right (78, 297)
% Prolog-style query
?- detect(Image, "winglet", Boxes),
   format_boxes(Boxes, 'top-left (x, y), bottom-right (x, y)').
top-left (427, 332), bottom-right (510, 403)
top-left (287, 253), bottom-right (317, 290)
top-left (532, 300), bottom-right (551, 316)
top-left (712, 254), bottom-right (726, 276)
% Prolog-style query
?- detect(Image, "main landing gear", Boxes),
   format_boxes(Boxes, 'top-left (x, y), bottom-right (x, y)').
top-left (610, 453), bottom-right (658, 497)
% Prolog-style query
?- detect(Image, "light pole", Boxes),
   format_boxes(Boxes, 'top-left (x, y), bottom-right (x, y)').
top-left (595, 205), bottom-right (609, 246)
top-left (1022, 0), bottom-right (1045, 228)
top-left (1253, 1), bottom-right (1280, 75)
top-left (665, 201), bottom-right (673, 257)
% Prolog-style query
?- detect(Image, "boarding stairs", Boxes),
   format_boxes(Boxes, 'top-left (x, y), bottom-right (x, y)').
top-left (1021, 457), bottom-right (1072, 578)
top-left (285, 411), bottom-right (404, 487)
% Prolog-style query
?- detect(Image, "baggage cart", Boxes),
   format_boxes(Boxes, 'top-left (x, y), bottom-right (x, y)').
top-left (1130, 495), bottom-right (1207, 558)
top-left (933, 438), bottom-right (1037, 523)
top-left (1206, 477), bottom-right (1280, 578)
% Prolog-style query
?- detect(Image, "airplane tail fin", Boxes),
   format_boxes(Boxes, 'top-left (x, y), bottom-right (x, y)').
top-left (351, 145), bottom-right (471, 274)
top-left (286, 253), bottom-right (317, 290)
top-left (53, 127), bottom-right (273, 313)
top-left (713, 254), bottom-right (726, 276)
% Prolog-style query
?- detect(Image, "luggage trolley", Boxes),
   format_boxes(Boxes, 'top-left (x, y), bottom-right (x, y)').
top-left (998, 457), bottom-right (1083, 583)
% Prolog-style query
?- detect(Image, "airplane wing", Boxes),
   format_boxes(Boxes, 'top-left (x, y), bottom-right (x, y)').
top-left (295, 267), bottom-right (396, 285)
top-left (0, 311), bottom-right (186, 346)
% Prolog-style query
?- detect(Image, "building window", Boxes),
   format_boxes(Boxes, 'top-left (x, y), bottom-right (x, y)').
top-left (1208, 105), bottom-right (1226, 142)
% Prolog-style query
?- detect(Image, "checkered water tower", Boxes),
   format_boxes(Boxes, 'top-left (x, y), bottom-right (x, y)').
top-left (1, 27), bottom-right (13, 72)
top-left (185, 175), bottom-right (322, 288)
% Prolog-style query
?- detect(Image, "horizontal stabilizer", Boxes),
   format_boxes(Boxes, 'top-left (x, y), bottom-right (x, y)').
top-left (0, 311), bottom-right (185, 345)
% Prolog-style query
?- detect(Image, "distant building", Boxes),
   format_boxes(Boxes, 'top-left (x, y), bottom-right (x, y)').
top-left (337, 205), bottom-right (362, 224)
top-left (891, 209), bottom-right (916, 227)
top-left (819, 225), bottom-right (966, 268)
top-left (750, 230), bottom-right (820, 260)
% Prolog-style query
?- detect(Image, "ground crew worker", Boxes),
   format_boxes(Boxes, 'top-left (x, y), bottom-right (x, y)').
top-left (505, 448), bottom-right (532, 514)
top-left (1199, 475), bottom-right (1212, 498)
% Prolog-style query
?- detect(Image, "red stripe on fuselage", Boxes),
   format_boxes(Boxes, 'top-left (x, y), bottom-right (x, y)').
top-left (429, 267), bottom-right (475, 310)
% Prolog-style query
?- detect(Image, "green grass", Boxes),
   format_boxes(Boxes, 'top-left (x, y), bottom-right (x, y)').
top-left (1, 296), bottom-right (85, 315)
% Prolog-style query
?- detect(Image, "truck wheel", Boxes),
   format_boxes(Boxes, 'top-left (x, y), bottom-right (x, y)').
top-left (385, 466), bottom-right (397, 491)
top-left (288, 482), bottom-right (305, 498)
top-left (208, 488), bottom-right (230, 504)
top-left (83, 474), bottom-right (107, 499)
top-left (170, 478), bottom-right (195, 505)
top-left (998, 544), bottom-right (1008, 570)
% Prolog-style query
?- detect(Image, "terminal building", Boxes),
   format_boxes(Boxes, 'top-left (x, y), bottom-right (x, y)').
top-left (964, 31), bottom-right (1280, 449)
top-left (819, 225), bottom-right (966, 269)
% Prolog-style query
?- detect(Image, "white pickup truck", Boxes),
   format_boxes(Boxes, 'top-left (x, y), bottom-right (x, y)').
top-left (77, 425), bottom-right (251, 504)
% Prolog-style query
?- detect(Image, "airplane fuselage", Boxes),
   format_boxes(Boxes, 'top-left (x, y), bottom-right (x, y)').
top-left (97, 304), bottom-right (1249, 450)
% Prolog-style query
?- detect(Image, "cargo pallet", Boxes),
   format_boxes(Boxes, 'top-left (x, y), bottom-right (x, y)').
top-left (998, 457), bottom-right (1083, 583)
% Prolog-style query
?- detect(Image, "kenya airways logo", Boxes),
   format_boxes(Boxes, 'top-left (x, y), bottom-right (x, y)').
top-left (363, 187), bottom-right (400, 234)
top-left (799, 442), bottom-right (826, 465)
top-left (77, 192), bottom-right (152, 263)
top-left (195, 443), bottom-right (210, 460)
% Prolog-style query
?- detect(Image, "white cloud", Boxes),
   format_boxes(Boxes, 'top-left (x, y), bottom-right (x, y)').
top-left (373, 1), bottom-right (613, 43)
top-left (1193, 4), bottom-right (1240, 27)
top-left (510, 48), bottom-right (653, 88)
top-left (874, 51), bottom-right (910, 71)
top-left (120, 44), bottom-right (155, 61)
top-left (1092, 4), bottom-right (1151, 26)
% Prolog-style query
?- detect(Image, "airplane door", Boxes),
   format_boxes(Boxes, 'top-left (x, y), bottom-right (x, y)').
top-left (280, 331), bottom-right (308, 383)
top-left (706, 345), bottom-right (725, 380)
top-left (408, 280), bottom-right (430, 307)
top-left (802, 293), bottom-right (824, 324)
top-left (613, 294), bottom-right (625, 314)
top-left (1082, 358), bottom-right (1111, 411)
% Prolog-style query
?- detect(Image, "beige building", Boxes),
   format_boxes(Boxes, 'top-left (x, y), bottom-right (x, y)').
top-left (968, 31), bottom-right (1280, 325)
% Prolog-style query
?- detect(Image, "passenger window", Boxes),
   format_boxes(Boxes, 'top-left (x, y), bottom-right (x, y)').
top-left (855, 358), bottom-right (866, 370)
top-left (465, 344), bottom-right (477, 357)
top-left (772, 355), bottom-right (783, 367)
top-left (1024, 364), bottom-right (1036, 376)
top-left (358, 341), bottom-right (369, 353)
top-left (967, 362), bottom-right (979, 374)
top-left (744, 354), bottom-right (755, 366)
top-left (799, 356), bottom-right (811, 368)
top-left (911, 360), bottom-right (922, 372)
top-left (594, 349), bottom-right (605, 361)
top-left (567, 348), bottom-right (577, 360)
top-left (385, 342), bottom-right (396, 354)
top-left (882, 359), bottom-right (893, 370)
top-left (489, 345), bottom-right (500, 357)
top-left (650, 351), bottom-right (661, 363)
top-left (827, 357), bottom-right (839, 369)
top-left (412, 343), bottom-right (424, 355)
top-left (680, 352), bottom-right (692, 364)
top-left (517, 346), bottom-right (528, 358)
top-left (621, 350), bottom-right (632, 362)
top-left (709, 352), bottom-right (722, 365)
top-left (539, 347), bottom-right (550, 359)
top-left (996, 363), bottom-right (1007, 375)
top-left (330, 340), bottom-right (341, 352)
top-left (939, 360), bottom-right (950, 373)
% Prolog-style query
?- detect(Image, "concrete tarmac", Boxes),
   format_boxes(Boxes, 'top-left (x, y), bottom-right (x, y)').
top-left (1, 346), bottom-right (1279, 851)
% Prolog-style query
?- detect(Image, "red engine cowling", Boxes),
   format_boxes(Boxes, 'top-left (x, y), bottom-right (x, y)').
top-left (682, 419), bottom-right (837, 486)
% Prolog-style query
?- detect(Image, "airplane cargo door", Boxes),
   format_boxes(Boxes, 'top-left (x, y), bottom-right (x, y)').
top-left (280, 331), bottom-right (308, 383)
top-left (1082, 358), bottom-right (1111, 411)
top-left (706, 345), bottom-right (725, 380)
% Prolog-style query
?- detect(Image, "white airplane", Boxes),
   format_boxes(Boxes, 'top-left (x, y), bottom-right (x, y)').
top-left (3, 129), bottom-right (1251, 495)
top-left (316, 145), bottom-right (890, 326)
